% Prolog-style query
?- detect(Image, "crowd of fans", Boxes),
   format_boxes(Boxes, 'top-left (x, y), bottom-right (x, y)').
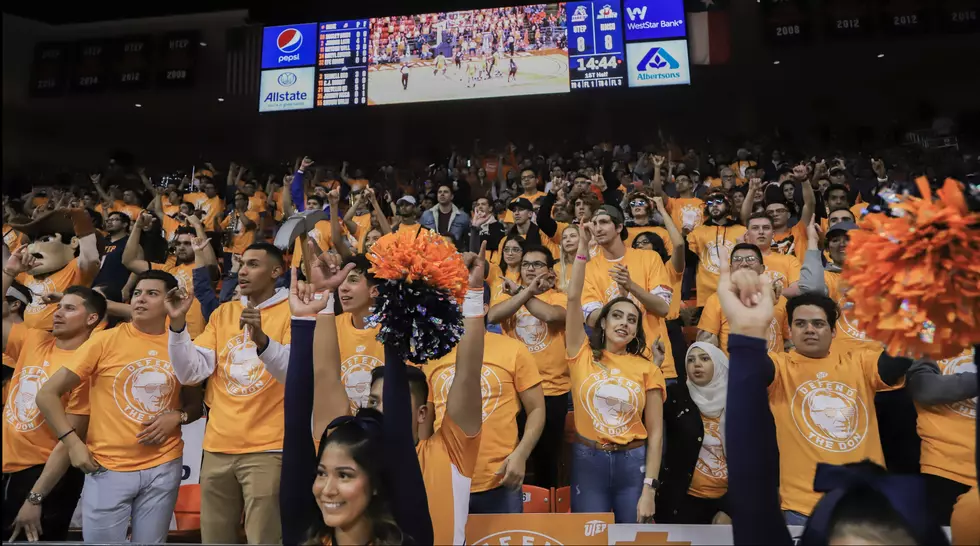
top-left (0, 137), bottom-right (977, 545)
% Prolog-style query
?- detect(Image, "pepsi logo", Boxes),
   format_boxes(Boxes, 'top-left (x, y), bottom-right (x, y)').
top-left (278, 72), bottom-right (298, 87)
top-left (277, 28), bottom-right (303, 53)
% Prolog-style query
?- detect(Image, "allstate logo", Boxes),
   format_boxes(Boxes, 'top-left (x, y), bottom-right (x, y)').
top-left (276, 28), bottom-right (303, 53)
top-left (278, 72), bottom-right (298, 87)
top-left (637, 47), bottom-right (680, 71)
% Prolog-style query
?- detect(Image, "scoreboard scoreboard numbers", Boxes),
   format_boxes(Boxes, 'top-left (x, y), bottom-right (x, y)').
top-left (316, 20), bottom-right (369, 106)
top-left (567, 2), bottom-right (627, 90)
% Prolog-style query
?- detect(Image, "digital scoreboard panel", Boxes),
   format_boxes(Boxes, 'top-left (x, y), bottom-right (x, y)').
top-left (256, 0), bottom-right (691, 111)
top-left (567, 2), bottom-right (627, 90)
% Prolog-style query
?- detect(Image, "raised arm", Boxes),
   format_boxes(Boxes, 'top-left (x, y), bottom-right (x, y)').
top-left (741, 178), bottom-right (761, 226)
top-left (798, 219), bottom-right (828, 295)
top-left (68, 208), bottom-right (100, 285)
top-left (121, 213), bottom-right (152, 274)
top-left (342, 194), bottom-right (363, 234)
top-left (799, 177), bottom-right (816, 228)
top-left (281, 174), bottom-right (297, 217)
top-left (565, 223), bottom-right (592, 357)
top-left (654, 196), bottom-right (685, 274)
top-left (448, 242), bottom-right (488, 436)
top-left (651, 155), bottom-right (667, 198)
top-left (326, 190), bottom-right (352, 260)
top-left (907, 359), bottom-right (977, 405)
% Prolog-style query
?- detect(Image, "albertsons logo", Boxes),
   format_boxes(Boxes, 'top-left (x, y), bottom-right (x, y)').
top-left (636, 46), bottom-right (680, 73)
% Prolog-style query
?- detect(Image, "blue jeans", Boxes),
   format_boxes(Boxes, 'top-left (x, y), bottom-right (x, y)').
top-left (571, 442), bottom-right (647, 523)
top-left (784, 509), bottom-right (809, 526)
top-left (469, 485), bottom-right (523, 514)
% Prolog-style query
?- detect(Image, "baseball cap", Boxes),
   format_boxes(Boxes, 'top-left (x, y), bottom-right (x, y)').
top-left (826, 220), bottom-right (858, 238)
top-left (508, 198), bottom-right (533, 211)
top-left (593, 205), bottom-right (624, 225)
top-left (396, 195), bottom-right (417, 205)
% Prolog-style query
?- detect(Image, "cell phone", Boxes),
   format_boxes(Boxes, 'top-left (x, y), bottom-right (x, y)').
top-left (467, 159), bottom-right (472, 167)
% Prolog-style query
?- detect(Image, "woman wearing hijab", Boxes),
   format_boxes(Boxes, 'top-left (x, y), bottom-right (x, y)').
top-left (657, 342), bottom-right (731, 524)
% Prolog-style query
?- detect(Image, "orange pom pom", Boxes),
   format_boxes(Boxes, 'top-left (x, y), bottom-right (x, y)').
top-left (367, 228), bottom-right (469, 301)
top-left (842, 178), bottom-right (980, 359)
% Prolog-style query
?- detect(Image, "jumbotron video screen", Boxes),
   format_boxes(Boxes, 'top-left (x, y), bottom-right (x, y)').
top-left (257, 0), bottom-right (691, 112)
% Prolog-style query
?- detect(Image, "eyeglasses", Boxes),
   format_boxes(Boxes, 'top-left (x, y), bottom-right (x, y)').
top-left (706, 198), bottom-right (725, 206)
top-left (521, 261), bottom-right (548, 270)
top-left (629, 200), bottom-right (648, 208)
top-left (731, 256), bottom-right (760, 264)
top-left (503, 247), bottom-right (523, 254)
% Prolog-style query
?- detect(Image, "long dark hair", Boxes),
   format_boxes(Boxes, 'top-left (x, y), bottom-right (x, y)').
top-left (631, 231), bottom-right (669, 264)
top-left (305, 408), bottom-right (404, 545)
top-left (499, 235), bottom-right (526, 277)
top-left (587, 297), bottom-right (648, 362)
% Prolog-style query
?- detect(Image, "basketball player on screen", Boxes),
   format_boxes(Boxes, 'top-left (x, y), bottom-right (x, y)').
top-left (434, 52), bottom-right (448, 78)
top-left (508, 57), bottom-right (517, 82)
top-left (400, 62), bottom-right (410, 90)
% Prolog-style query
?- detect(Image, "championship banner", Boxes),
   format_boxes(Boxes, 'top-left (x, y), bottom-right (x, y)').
top-left (111, 35), bottom-right (153, 90)
top-left (29, 42), bottom-right (69, 97)
top-left (466, 513), bottom-right (614, 545)
top-left (157, 30), bottom-right (200, 88)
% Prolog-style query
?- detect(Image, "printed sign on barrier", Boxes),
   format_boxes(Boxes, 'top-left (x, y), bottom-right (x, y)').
top-left (467, 512), bottom-right (614, 545)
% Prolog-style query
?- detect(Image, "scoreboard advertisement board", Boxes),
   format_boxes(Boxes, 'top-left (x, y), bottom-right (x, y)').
top-left (257, 0), bottom-right (691, 111)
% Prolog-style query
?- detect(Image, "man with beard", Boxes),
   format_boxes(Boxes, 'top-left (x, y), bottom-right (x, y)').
top-left (394, 195), bottom-right (424, 236)
top-left (167, 242), bottom-right (291, 544)
top-left (92, 212), bottom-right (133, 299)
top-left (652, 156), bottom-right (704, 234)
top-left (420, 185), bottom-right (471, 247)
top-left (9, 209), bottom-right (101, 331)
top-left (686, 192), bottom-right (746, 306)
top-left (123, 218), bottom-right (210, 339)
top-left (2, 253), bottom-right (105, 541)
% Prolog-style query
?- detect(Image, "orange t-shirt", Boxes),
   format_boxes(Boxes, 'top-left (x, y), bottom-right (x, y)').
top-left (582, 247), bottom-right (677, 378)
top-left (151, 259), bottom-right (205, 339)
top-left (18, 258), bottom-right (89, 331)
top-left (220, 210), bottom-right (261, 255)
top-left (417, 409), bottom-right (481, 546)
top-left (3, 225), bottom-right (26, 252)
top-left (425, 332), bottom-right (541, 492)
top-left (113, 204), bottom-right (144, 221)
top-left (687, 414), bottom-right (727, 499)
top-left (771, 222), bottom-right (808, 259)
top-left (247, 195), bottom-right (266, 214)
top-left (767, 348), bottom-right (900, 515)
top-left (915, 348), bottom-right (976, 487)
top-left (65, 323), bottom-right (183, 472)
top-left (625, 226), bottom-right (674, 255)
top-left (825, 271), bottom-right (882, 356)
top-left (291, 220), bottom-right (335, 268)
top-left (336, 315), bottom-right (384, 413)
top-left (2, 324), bottom-right (90, 473)
top-left (568, 342), bottom-right (666, 444)
top-left (488, 266), bottom-right (520, 303)
top-left (763, 252), bottom-right (801, 291)
top-left (192, 298), bottom-right (292, 454)
top-left (664, 263), bottom-right (683, 321)
top-left (698, 293), bottom-right (788, 355)
top-left (183, 192), bottom-right (224, 228)
top-left (686, 224), bottom-right (747, 306)
top-left (668, 197), bottom-right (705, 233)
top-left (160, 215), bottom-right (188, 242)
top-left (491, 289), bottom-right (569, 396)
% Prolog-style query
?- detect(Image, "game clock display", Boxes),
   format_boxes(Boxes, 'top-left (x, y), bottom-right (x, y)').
top-left (567, 2), bottom-right (627, 90)
top-left (256, 1), bottom-right (691, 111)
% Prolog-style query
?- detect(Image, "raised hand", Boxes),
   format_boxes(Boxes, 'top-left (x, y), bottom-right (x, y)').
top-left (327, 189), bottom-right (341, 205)
top-left (164, 287), bottom-right (195, 322)
top-left (527, 272), bottom-right (555, 296)
top-left (191, 237), bottom-right (211, 253)
top-left (301, 156), bottom-right (315, 170)
top-left (805, 215), bottom-right (820, 247)
top-left (652, 155), bottom-right (665, 168)
top-left (462, 240), bottom-right (488, 289)
top-left (4, 246), bottom-right (37, 276)
top-left (651, 196), bottom-right (666, 212)
top-left (471, 209), bottom-right (491, 227)
top-left (793, 163), bottom-right (809, 181)
top-left (289, 267), bottom-right (330, 316)
top-left (871, 157), bottom-right (886, 178)
top-left (308, 240), bottom-right (355, 292)
top-left (715, 246), bottom-right (775, 339)
top-left (239, 301), bottom-right (268, 348)
top-left (501, 276), bottom-right (521, 296)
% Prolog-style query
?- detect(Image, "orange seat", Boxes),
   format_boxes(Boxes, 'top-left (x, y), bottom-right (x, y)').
top-left (554, 485), bottom-right (571, 513)
top-left (521, 484), bottom-right (552, 513)
top-left (173, 484), bottom-right (201, 531)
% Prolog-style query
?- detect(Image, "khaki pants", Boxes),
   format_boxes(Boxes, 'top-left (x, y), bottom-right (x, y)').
top-left (200, 451), bottom-right (282, 544)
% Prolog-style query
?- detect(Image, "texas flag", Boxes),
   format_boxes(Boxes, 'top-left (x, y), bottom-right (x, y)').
top-left (686, 0), bottom-right (731, 65)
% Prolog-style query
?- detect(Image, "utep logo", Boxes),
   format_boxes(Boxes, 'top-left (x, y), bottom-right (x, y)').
top-left (597, 4), bottom-right (618, 19)
top-left (626, 6), bottom-right (648, 20)
top-left (277, 72), bottom-right (298, 87)
top-left (276, 28), bottom-right (304, 63)
top-left (584, 520), bottom-right (608, 537)
top-left (637, 46), bottom-right (679, 71)
top-left (571, 5), bottom-right (589, 23)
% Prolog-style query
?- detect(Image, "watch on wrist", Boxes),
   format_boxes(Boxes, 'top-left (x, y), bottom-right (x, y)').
top-left (179, 411), bottom-right (189, 424)
top-left (27, 492), bottom-right (44, 505)
top-left (643, 477), bottom-right (661, 489)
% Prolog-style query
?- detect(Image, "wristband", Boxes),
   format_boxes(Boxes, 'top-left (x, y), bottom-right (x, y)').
top-left (2, 268), bottom-right (19, 278)
top-left (575, 254), bottom-right (589, 261)
top-left (462, 289), bottom-right (485, 318)
top-left (317, 291), bottom-right (336, 315)
top-left (57, 428), bottom-right (76, 442)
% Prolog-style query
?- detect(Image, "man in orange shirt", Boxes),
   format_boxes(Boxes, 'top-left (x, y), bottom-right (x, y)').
top-left (652, 156), bottom-right (704, 234)
top-left (123, 218), bottom-right (212, 339)
top-left (687, 193), bottom-right (746, 306)
top-left (11, 209), bottom-right (101, 331)
top-left (2, 268), bottom-right (103, 541)
top-left (487, 244), bottom-right (567, 488)
top-left (36, 270), bottom-right (203, 543)
top-left (167, 243), bottom-right (291, 544)
top-left (741, 172), bottom-right (815, 259)
top-left (183, 180), bottom-right (224, 229)
top-left (501, 168), bottom-right (545, 223)
top-left (743, 213), bottom-right (801, 295)
top-left (220, 192), bottom-right (260, 258)
top-left (302, 249), bottom-right (486, 545)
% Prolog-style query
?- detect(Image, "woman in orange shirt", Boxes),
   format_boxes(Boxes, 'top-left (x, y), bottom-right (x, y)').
top-left (564, 222), bottom-right (666, 524)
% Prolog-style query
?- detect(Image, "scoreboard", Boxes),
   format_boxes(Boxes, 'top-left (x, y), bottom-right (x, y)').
top-left (257, 1), bottom-right (691, 111)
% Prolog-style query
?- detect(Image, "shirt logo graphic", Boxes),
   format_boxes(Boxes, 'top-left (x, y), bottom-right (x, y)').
top-left (695, 418), bottom-right (727, 479)
top-left (25, 277), bottom-right (57, 314)
top-left (791, 374), bottom-right (868, 453)
top-left (221, 334), bottom-right (272, 397)
top-left (113, 358), bottom-right (178, 423)
top-left (515, 308), bottom-right (549, 353)
top-left (341, 354), bottom-right (383, 410)
top-left (837, 296), bottom-right (870, 341)
top-left (940, 352), bottom-right (976, 419)
top-left (4, 366), bottom-right (49, 431)
top-left (581, 370), bottom-right (642, 437)
top-left (702, 239), bottom-right (736, 274)
top-left (680, 204), bottom-right (703, 230)
top-left (435, 364), bottom-right (502, 422)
